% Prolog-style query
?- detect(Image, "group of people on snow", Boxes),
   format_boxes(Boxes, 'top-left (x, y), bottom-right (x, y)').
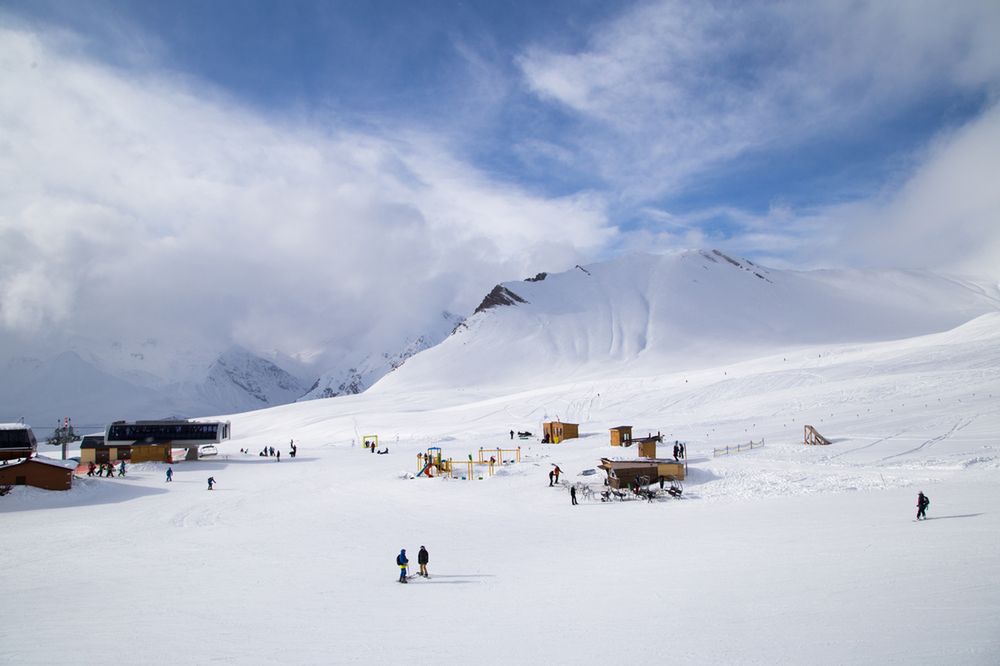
top-left (86, 461), bottom-right (125, 478)
top-left (396, 546), bottom-right (430, 583)
top-left (672, 440), bottom-right (686, 461)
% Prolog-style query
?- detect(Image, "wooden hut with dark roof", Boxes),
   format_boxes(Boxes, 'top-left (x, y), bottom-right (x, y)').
top-left (0, 456), bottom-right (75, 491)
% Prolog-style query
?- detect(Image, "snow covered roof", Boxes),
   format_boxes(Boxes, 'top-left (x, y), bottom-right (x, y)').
top-left (0, 423), bottom-right (32, 430)
top-left (2, 455), bottom-right (76, 470)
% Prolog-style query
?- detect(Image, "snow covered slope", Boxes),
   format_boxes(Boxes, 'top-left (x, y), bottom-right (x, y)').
top-left (376, 250), bottom-right (1000, 391)
top-left (4, 309), bottom-right (999, 664)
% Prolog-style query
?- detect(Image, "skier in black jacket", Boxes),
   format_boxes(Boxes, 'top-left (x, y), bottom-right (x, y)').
top-left (916, 492), bottom-right (930, 520)
top-left (418, 546), bottom-right (429, 578)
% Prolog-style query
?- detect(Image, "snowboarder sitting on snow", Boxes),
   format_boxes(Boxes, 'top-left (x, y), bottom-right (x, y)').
top-left (418, 546), bottom-right (429, 577)
top-left (917, 491), bottom-right (930, 520)
top-left (207, 477), bottom-right (216, 491)
top-left (397, 549), bottom-right (409, 583)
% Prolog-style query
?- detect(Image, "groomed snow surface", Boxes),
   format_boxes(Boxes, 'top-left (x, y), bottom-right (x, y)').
top-left (4, 315), bottom-right (1000, 664)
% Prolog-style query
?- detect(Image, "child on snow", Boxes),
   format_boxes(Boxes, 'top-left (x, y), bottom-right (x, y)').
top-left (397, 549), bottom-right (409, 583)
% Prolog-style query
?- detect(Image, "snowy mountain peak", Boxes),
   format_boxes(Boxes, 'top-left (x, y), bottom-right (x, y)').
top-left (374, 251), bottom-right (1000, 392)
top-left (473, 285), bottom-right (529, 314)
top-left (198, 346), bottom-right (309, 409)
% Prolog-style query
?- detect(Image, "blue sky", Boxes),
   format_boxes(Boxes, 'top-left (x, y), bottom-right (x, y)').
top-left (1, 0), bottom-right (999, 358)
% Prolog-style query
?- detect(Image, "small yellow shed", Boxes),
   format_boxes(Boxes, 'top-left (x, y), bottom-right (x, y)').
top-left (543, 421), bottom-right (579, 444)
top-left (609, 426), bottom-right (633, 446)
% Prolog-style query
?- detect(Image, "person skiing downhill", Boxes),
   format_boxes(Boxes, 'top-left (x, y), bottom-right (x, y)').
top-left (397, 549), bottom-right (409, 583)
top-left (207, 477), bottom-right (216, 491)
top-left (917, 492), bottom-right (930, 520)
top-left (418, 546), bottom-right (429, 578)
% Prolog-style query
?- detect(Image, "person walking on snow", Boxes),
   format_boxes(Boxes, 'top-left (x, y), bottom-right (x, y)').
top-left (397, 549), bottom-right (409, 583)
top-left (118, 461), bottom-right (126, 477)
top-left (510, 429), bottom-right (514, 440)
top-left (553, 465), bottom-right (562, 484)
top-left (548, 470), bottom-right (554, 487)
top-left (418, 546), bottom-right (429, 578)
top-left (570, 485), bottom-right (578, 506)
top-left (207, 477), bottom-right (216, 491)
top-left (917, 492), bottom-right (930, 520)
top-left (166, 467), bottom-right (173, 482)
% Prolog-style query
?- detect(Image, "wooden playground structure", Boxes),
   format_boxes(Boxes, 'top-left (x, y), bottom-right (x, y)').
top-left (803, 425), bottom-right (832, 446)
top-left (416, 446), bottom-right (522, 480)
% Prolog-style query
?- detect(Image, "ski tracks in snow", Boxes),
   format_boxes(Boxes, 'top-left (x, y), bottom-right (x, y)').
top-left (878, 416), bottom-right (977, 462)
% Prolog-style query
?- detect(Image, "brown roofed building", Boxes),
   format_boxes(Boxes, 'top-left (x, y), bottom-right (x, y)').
top-left (0, 456), bottom-right (75, 491)
top-left (542, 421), bottom-right (579, 444)
top-left (609, 426), bottom-right (633, 446)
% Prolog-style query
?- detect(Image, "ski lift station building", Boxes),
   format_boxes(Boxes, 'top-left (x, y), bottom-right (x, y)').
top-left (543, 421), bottom-right (579, 443)
top-left (84, 420), bottom-right (232, 464)
top-left (0, 423), bottom-right (38, 462)
top-left (0, 456), bottom-right (75, 491)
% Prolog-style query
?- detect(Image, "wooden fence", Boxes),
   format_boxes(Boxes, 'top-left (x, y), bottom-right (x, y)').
top-left (713, 439), bottom-right (765, 457)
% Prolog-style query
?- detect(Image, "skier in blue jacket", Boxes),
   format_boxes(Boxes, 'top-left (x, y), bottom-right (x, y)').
top-left (396, 549), bottom-right (409, 583)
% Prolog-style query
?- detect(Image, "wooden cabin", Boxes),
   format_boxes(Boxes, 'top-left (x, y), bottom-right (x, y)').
top-left (0, 456), bottom-right (74, 491)
top-left (637, 439), bottom-right (657, 458)
top-left (609, 426), bottom-right (633, 446)
top-left (599, 457), bottom-right (685, 488)
top-left (542, 421), bottom-right (579, 444)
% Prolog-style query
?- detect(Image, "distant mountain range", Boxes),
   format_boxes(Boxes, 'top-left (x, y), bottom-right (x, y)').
top-left (1, 313), bottom-right (463, 429)
top-left (6, 250), bottom-right (999, 430)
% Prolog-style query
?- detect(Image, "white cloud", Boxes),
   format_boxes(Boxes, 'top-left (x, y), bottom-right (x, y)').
top-left (802, 103), bottom-right (1000, 277)
top-left (518, 0), bottom-right (1000, 200)
top-left (0, 26), bottom-right (614, 361)
top-left (624, 102), bottom-right (1000, 278)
